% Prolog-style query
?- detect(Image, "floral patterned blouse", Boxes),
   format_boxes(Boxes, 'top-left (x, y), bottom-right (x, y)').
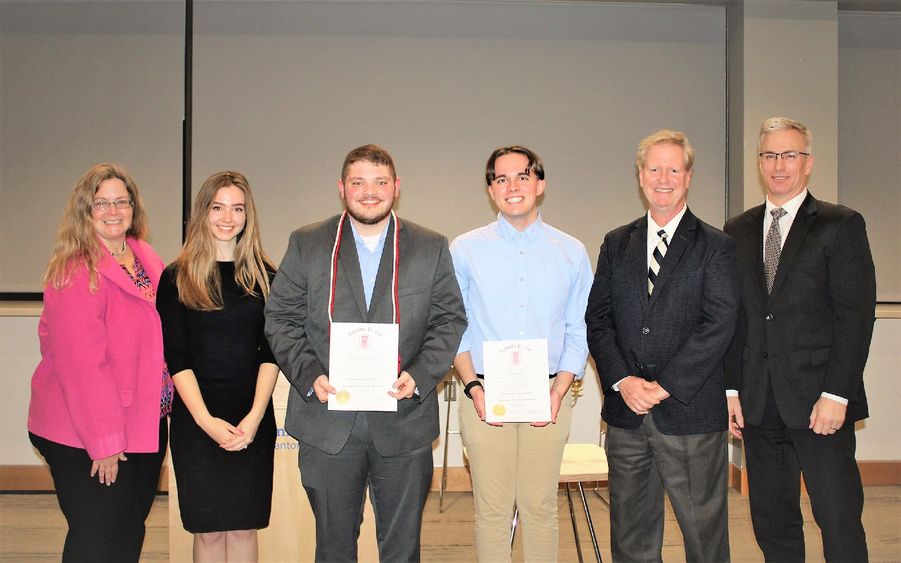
top-left (120, 253), bottom-right (173, 418)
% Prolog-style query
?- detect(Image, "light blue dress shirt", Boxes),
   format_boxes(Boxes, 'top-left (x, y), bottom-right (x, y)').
top-left (450, 214), bottom-right (593, 379)
top-left (349, 219), bottom-right (420, 395)
top-left (350, 221), bottom-right (389, 310)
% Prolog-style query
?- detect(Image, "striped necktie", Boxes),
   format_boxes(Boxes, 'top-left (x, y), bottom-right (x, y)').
top-left (648, 229), bottom-right (668, 297)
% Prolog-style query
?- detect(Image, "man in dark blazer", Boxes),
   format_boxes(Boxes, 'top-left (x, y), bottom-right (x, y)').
top-left (724, 117), bottom-right (875, 562)
top-left (265, 145), bottom-right (467, 562)
top-left (586, 130), bottom-right (739, 562)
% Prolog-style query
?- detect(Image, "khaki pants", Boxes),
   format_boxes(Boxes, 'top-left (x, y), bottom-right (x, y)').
top-left (460, 384), bottom-right (573, 563)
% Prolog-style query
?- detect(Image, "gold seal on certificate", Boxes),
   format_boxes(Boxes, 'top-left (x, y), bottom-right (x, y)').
top-left (328, 322), bottom-right (399, 412)
top-left (483, 339), bottom-right (551, 423)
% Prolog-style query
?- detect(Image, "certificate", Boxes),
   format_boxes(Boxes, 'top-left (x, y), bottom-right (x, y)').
top-left (483, 339), bottom-right (550, 423)
top-left (328, 322), bottom-right (399, 412)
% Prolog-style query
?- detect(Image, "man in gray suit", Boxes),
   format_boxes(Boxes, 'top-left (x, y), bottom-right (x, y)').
top-left (586, 130), bottom-right (739, 562)
top-left (265, 144), bottom-right (467, 562)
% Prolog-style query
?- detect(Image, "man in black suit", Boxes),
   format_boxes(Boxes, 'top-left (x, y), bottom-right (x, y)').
top-left (587, 130), bottom-right (739, 562)
top-left (724, 117), bottom-right (875, 562)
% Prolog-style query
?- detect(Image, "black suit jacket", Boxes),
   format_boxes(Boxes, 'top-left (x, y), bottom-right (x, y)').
top-left (724, 193), bottom-right (875, 429)
top-left (265, 214), bottom-right (467, 456)
top-left (586, 208), bottom-right (740, 435)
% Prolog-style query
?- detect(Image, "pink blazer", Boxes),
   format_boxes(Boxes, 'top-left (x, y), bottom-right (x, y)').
top-left (28, 237), bottom-right (166, 460)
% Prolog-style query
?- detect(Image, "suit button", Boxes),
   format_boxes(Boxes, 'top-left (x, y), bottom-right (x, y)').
top-left (763, 352), bottom-right (768, 359)
top-left (641, 327), bottom-right (650, 335)
top-left (765, 314), bottom-right (774, 320)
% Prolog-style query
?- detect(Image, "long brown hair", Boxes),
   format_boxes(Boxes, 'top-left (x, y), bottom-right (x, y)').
top-left (175, 171), bottom-right (273, 311)
top-left (43, 163), bottom-right (149, 291)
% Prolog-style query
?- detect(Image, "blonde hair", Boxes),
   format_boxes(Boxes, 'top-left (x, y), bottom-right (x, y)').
top-left (636, 129), bottom-right (695, 173)
top-left (175, 171), bottom-right (274, 311)
top-left (43, 163), bottom-right (148, 291)
top-left (758, 117), bottom-right (812, 152)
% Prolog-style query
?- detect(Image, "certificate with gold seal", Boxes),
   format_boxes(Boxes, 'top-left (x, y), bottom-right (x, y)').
top-left (328, 322), bottom-right (399, 412)
top-left (483, 339), bottom-right (550, 423)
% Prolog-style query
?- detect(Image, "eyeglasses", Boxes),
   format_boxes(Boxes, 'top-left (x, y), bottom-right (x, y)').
top-left (758, 151), bottom-right (810, 162)
top-left (92, 199), bottom-right (134, 211)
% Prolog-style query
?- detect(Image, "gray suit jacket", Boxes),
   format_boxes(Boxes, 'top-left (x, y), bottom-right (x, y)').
top-left (586, 208), bottom-right (740, 434)
top-left (265, 214), bottom-right (466, 456)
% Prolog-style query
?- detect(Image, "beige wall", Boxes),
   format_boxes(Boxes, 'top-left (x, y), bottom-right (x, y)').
top-left (2, 0), bottom-right (725, 474)
top-left (837, 12), bottom-right (901, 302)
top-left (728, 3), bottom-right (900, 301)
top-left (2, 0), bottom-right (898, 486)
top-left (2, 1), bottom-right (728, 292)
top-left (737, 0), bottom-right (840, 210)
top-left (0, 2), bottom-right (184, 291)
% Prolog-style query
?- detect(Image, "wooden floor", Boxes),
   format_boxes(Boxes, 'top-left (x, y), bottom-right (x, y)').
top-left (1, 486), bottom-right (899, 562)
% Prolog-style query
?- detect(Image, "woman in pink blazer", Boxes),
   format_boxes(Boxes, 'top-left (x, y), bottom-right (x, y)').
top-left (28, 163), bottom-right (171, 563)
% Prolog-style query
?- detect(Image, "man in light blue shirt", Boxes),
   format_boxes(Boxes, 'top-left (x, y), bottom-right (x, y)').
top-left (451, 145), bottom-right (592, 562)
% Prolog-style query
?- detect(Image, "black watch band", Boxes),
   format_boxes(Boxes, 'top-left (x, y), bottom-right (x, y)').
top-left (463, 379), bottom-right (484, 399)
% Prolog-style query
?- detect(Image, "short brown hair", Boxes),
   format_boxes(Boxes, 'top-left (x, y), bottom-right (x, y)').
top-left (341, 144), bottom-right (396, 181)
top-left (485, 145), bottom-right (545, 186)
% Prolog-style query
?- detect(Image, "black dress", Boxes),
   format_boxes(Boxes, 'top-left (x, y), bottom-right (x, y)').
top-left (156, 262), bottom-right (277, 533)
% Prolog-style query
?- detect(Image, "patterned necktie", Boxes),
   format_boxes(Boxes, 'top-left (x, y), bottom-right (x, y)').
top-left (648, 229), bottom-right (668, 297)
top-left (764, 207), bottom-right (787, 293)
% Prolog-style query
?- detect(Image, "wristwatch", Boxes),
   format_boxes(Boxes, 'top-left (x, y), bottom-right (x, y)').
top-left (463, 379), bottom-right (484, 399)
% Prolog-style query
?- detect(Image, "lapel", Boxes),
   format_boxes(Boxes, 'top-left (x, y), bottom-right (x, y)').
top-left (627, 216), bottom-right (650, 313)
top-left (742, 205), bottom-right (768, 298)
top-left (368, 215), bottom-right (399, 324)
top-left (336, 218), bottom-right (368, 320)
top-left (647, 208), bottom-right (697, 308)
top-left (769, 192), bottom-right (817, 298)
top-left (98, 237), bottom-right (153, 301)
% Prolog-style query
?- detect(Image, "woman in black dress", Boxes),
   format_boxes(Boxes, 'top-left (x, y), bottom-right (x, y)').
top-left (157, 171), bottom-right (278, 562)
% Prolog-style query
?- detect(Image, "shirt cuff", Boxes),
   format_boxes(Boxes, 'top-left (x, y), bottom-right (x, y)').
top-left (557, 362), bottom-right (586, 380)
top-left (557, 350), bottom-right (588, 380)
top-left (456, 330), bottom-right (472, 355)
top-left (821, 392), bottom-right (848, 405)
top-left (725, 389), bottom-right (738, 397)
top-left (612, 377), bottom-right (628, 392)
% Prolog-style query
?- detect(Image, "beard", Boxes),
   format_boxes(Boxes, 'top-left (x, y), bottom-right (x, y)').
top-left (347, 207), bottom-right (391, 225)
top-left (345, 199), bottom-right (394, 226)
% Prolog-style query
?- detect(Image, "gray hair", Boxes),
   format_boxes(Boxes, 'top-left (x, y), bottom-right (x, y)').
top-left (758, 117), bottom-right (812, 152)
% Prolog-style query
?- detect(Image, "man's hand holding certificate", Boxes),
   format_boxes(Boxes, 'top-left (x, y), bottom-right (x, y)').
top-left (328, 322), bottom-right (399, 412)
top-left (483, 339), bottom-right (551, 423)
